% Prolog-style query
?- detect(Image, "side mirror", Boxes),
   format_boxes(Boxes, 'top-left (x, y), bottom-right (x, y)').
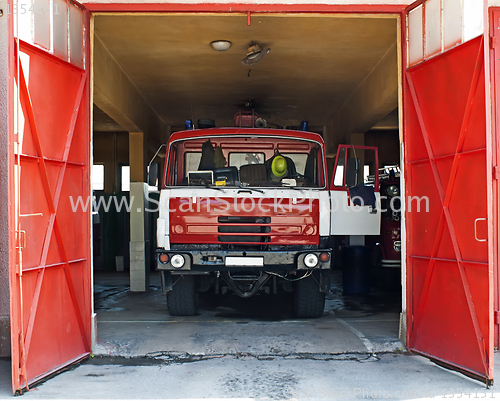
top-left (148, 162), bottom-right (159, 187)
top-left (346, 158), bottom-right (360, 188)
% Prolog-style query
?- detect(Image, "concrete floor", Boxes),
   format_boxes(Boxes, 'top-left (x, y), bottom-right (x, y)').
top-left (3, 269), bottom-right (500, 399)
top-left (3, 351), bottom-right (500, 399)
top-left (93, 270), bottom-right (402, 358)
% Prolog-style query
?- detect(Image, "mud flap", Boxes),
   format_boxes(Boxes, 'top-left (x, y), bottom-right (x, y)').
top-left (161, 271), bottom-right (173, 294)
top-left (318, 271), bottom-right (330, 294)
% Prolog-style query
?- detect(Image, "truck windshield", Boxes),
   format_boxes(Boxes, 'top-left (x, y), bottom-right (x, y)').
top-left (165, 136), bottom-right (325, 188)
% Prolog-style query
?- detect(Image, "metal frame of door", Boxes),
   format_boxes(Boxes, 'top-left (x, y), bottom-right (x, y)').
top-left (403, 0), bottom-right (494, 384)
top-left (489, 6), bottom-right (500, 351)
top-left (10, 0), bottom-right (92, 393)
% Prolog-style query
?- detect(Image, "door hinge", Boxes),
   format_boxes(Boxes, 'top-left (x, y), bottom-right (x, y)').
top-left (15, 230), bottom-right (26, 249)
top-left (495, 311), bottom-right (500, 324)
top-left (494, 166), bottom-right (500, 180)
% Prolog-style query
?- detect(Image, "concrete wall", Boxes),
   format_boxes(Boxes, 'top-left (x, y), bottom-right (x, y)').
top-left (365, 130), bottom-right (400, 167)
top-left (326, 41), bottom-right (398, 154)
top-left (0, 0), bottom-right (11, 357)
top-left (93, 35), bottom-right (166, 157)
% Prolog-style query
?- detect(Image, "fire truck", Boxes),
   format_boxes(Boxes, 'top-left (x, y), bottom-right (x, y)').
top-left (375, 166), bottom-right (402, 290)
top-left (149, 121), bottom-right (380, 318)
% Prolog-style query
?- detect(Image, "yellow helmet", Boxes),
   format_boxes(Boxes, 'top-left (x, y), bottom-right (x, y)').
top-left (271, 155), bottom-right (288, 178)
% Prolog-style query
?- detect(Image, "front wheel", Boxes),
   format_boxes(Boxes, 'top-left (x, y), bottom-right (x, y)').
top-left (167, 275), bottom-right (198, 316)
top-left (294, 275), bottom-right (325, 318)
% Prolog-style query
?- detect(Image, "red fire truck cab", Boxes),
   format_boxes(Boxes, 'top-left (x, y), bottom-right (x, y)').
top-left (154, 128), bottom-right (332, 318)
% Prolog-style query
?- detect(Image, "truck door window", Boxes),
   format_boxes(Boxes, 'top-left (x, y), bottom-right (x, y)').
top-left (166, 145), bottom-right (178, 186)
top-left (333, 147), bottom-right (378, 189)
top-left (333, 147), bottom-right (346, 187)
top-left (347, 148), bottom-right (376, 187)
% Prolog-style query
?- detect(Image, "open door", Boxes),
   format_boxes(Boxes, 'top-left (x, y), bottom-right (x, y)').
top-left (330, 144), bottom-right (381, 235)
top-left (404, 0), bottom-right (493, 384)
top-left (10, 0), bottom-right (91, 393)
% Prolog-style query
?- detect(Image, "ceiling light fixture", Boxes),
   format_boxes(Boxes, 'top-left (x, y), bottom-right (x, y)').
top-left (241, 43), bottom-right (271, 65)
top-left (210, 40), bottom-right (232, 51)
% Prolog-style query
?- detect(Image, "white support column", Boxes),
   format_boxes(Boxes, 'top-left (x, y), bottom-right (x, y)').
top-left (129, 131), bottom-right (149, 292)
top-left (130, 182), bottom-right (150, 292)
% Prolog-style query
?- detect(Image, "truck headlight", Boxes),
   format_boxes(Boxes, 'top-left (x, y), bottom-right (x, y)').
top-left (386, 185), bottom-right (399, 197)
top-left (304, 253), bottom-right (319, 268)
top-left (170, 254), bottom-right (185, 269)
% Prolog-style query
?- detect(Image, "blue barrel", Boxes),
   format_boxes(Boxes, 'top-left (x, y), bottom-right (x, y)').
top-left (342, 246), bottom-right (371, 294)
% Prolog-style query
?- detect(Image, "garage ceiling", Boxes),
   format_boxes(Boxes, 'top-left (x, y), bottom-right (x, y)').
top-left (94, 14), bottom-right (397, 128)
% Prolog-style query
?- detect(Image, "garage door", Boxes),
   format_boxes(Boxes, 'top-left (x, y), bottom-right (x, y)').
top-left (404, 0), bottom-right (493, 384)
top-left (10, 0), bottom-right (91, 393)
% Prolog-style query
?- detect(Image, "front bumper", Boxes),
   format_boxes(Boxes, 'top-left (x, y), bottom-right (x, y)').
top-left (156, 249), bottom-right (331, 272)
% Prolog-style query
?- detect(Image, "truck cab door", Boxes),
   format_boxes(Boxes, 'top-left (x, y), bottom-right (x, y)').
top-left (330, 145), bottom-right (381, 235)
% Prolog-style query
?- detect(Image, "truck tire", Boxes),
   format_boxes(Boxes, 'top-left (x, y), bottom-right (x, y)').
top-left (167, 276), bottom-right (198, 316)
top-left (294, 276), bottom-right (325, 318)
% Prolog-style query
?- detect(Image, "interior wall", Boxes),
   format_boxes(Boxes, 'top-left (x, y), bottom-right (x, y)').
top-left (365, 130), bottom-right (400, 167)
top-left (93, 132), bottom-right (130, 271)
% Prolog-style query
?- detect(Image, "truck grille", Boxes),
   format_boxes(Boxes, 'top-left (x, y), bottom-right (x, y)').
top-left (217, 216), bottom-right (271, 244)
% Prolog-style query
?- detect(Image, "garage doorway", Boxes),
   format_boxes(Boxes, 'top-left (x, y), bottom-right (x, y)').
top-left (8, 0), bottom-right (495, 393)
top-left (90, 5), bottom-right (403, 375)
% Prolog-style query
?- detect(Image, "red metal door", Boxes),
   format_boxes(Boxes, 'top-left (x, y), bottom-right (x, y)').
top-left (404, 1), bottom-right (493, 383)
top-left (10, 0), bottom-right (91, 393)
top-left (489, 7), bottom-right (500, 352)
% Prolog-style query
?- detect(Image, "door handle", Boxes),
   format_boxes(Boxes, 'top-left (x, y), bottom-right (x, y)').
top-left (474, 218), bottom-right (487, 242)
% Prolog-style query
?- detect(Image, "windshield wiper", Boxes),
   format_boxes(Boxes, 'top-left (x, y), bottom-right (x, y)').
top-left (205, 184), bottom-right (226, 192)
top-left (287, 186), bottom-right (306, 193)
top-left (277, 182), bottom-right (306, 193)
top-left (237, 184), bottom-right (265, 194)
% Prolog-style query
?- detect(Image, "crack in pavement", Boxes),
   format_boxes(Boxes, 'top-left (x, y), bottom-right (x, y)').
top-left (85, 350), bottom-right (409, 367)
